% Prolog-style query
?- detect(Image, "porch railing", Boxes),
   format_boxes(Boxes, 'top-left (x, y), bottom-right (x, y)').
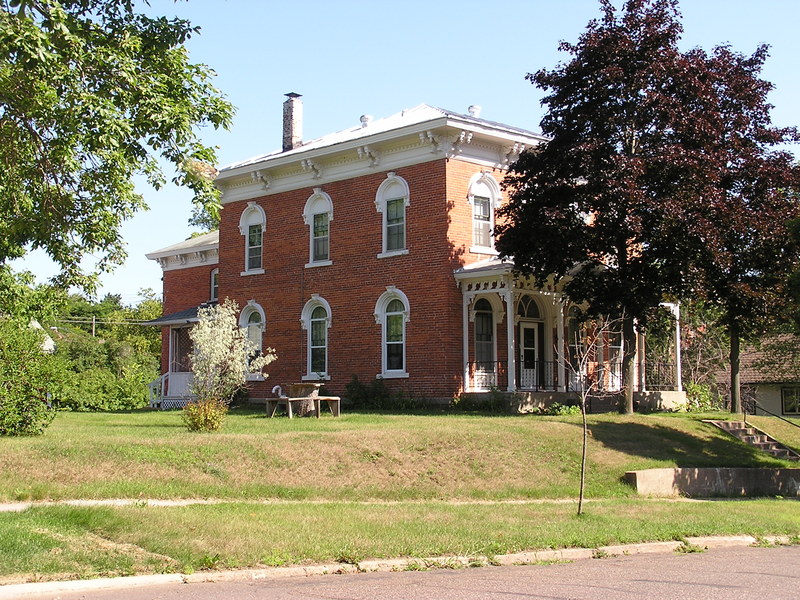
top-left (644, 362), bottom-right (676, 390)
top-left (466, 360), bottom-right (626, 393)
top-left (147, 373), bottom-right (168, 408)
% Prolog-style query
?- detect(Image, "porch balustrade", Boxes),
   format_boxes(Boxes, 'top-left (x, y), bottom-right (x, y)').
top-left (466, 360), bottom-right (628, 393)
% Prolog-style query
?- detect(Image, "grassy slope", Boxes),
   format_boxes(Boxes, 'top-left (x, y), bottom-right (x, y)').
top-left (2, 410), bottom-right (797, 502)
top-left (2, 410), bottom-right (798, 583)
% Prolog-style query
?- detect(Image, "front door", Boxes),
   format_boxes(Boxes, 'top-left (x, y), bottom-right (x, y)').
top-left (519, 323), bottom-right (538, 389)
top-left (168, 327), bottom-right (194, 397)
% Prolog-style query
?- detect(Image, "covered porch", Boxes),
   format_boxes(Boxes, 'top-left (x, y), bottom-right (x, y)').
top-left (454, 259), bottom-right (682, 400)
top-left (143, 307), bottom-right (200, 409)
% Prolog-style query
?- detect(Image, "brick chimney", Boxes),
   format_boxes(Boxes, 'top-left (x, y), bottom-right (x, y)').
top-left (282, 92), bottom-right (303, 152)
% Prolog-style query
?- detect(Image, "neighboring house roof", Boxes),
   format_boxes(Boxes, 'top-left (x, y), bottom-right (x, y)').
top-left (722, 334), bottom-right (800, 385)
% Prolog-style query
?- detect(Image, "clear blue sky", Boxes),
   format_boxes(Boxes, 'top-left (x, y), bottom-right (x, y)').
top-left (14, 0), bottom-right (800, 304)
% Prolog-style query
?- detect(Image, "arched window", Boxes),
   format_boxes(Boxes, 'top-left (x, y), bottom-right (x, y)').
top-left (474, 298), bottom-right (494, 366)
top-left (301, 295), bottom-right (332, 380)
top-left (239, 301), bottom-right (265, 354)
top-left (374, 286), bottom-right (410, 377)
top-left (303, 188), bottom-right (333, 267)
top-left (467, 172), bottom-right (502, 253)
top-left (210, 268), bottom-right (219, 302)
top-left (238, 202), bottom-right (266, 274)
top-left (375, 172), bottom-right (410, 258)
top-left (517, 295), bottom-right (541, 319)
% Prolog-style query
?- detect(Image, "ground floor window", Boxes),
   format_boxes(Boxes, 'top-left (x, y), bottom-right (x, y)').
top-left (781, 387), bottom-right (800, 415)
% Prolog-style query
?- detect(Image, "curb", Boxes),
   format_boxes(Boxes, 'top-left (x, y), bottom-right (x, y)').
top-left (0, 535), bottom-right (793, 599)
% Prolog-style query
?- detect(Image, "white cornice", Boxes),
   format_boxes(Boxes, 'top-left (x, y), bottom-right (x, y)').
top-left (152, 249), bottom-right (219, 273)
top-left (216, 118), bottom-right (545, 205)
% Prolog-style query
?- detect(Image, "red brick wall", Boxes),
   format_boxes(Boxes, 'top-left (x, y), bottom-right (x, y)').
top-left (158, 265), bottom-right (217, 375)
top-left (162, 158), bottom-right (511, 401)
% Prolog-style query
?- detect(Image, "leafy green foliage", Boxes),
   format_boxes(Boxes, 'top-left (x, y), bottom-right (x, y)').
top-left (0, 0), bottom-right (233, 289)
top-left (0, 266), bottom-right (66, 322)
top-left (0, 317), bottom-right (58, 435)
top-left (684, 383), bottom-right (721, 412)
top-left (52, 290), bottom-right (161, 411)
top-left (182, 397), bottom-right (228, 433)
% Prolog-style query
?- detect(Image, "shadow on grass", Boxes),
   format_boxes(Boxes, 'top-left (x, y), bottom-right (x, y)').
top-left (586, 421), bottom-right (789, 468)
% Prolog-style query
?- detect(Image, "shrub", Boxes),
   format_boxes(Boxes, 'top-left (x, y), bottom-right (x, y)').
top-left (345, 375), bottom-right (426, 411)
top-left (0, 319), bottom-right (59, 435)
top-left (186, 299), bottom-right (276, 431)
top-left (685, 382), bottom-right (721, 412)
top-left (182, 397), bottom-right (229, 432)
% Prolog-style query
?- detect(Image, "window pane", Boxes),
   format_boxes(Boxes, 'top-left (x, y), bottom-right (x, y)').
top-left (311, 319), bottom-right (326, 347)
top-left (311, 347), bottom-right (326, 373)
top-left (313, 236), bottom-right (329, 261)
top-left (312, 214), bottom-right (329, 261)
top-left (386, 198), bottom-right (405, 251)
top-left (387, 299), bottom-right (404, 313)
top-left (387, 343), bottom-right (403, 370)
top-left (387, 313), bottom-right (403, 342)
top-left (248, 225), bottom-right (262, 270)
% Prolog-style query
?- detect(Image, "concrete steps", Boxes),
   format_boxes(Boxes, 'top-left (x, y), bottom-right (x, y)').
top-left (705, 420), bottom-right (800, 461)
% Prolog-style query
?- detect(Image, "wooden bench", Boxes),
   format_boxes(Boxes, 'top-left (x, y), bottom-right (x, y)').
top-left (266, 395), bottom-right (341, 418)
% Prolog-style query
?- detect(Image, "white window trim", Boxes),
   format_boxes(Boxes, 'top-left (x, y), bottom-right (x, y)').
top-left (300, 294), bottom-right (332, 381)
top-left (467, 171), bottom-right (502, 255)
top-left (238, 201), bottom-right (266, 275)
top-left (375, 172), bottom-right (410, 258)
top-left (303, 188), bottom-right (333, 268)
top-left (239, 300), bottom-right (266, 381)
top-left (210, 268), bottom-right (219, 302)
top-left (374, 286), bottom-right (410, 378)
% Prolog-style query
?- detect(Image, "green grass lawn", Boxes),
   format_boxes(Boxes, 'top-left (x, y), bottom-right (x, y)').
top-left (2, 409), bottom-right (797, 502)
top-left (1, 409), bottom-right (798, 584)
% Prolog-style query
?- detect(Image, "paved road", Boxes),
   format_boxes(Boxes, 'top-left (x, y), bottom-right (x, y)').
top-left (20, 545), bottom-right (800, 600)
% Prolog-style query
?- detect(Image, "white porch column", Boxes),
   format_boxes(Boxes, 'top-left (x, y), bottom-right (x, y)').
top-left (462, 291), bottom-right (470, 392)
top-left (672, 303), bottom-right (683, 392)
top-left (556, 299), bottom-right (566, 392)
top-left (504, 288), bottom-right (516, 392)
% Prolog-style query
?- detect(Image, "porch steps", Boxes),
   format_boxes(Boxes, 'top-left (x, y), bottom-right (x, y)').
top-left (704, 420), bottom-right (800, 461)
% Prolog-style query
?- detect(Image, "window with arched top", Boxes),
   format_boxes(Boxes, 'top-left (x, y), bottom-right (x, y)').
top-left (516, 295), bottom-right (541, 319)
top-left (303, 188), bottom-right (333, 267)
top-left (374, 287), bottom-right (410, 377)
top-left (467, 172), bottom-right (502, 254)
top-left (239, 301), bottom-right (266, 381)
top-left (301, 295), bottom-right (332, 380)
top-left (238, 202), bottom-right (266, 275)
top-left (375, 172), bottom-right (410, 258)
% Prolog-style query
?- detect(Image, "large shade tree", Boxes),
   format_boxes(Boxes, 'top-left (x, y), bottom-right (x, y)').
top-left (496, 0), bottom-right (700, 413)
top-left (0, 0), bottom-right (233, 290)
top-left (496, 0), bottom-right (799, 414)
top-left (678, 45), bottom-right (800, 413)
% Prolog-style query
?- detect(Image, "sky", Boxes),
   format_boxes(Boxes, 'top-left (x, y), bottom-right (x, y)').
top-left (13, 0), bottom-right (800, 304)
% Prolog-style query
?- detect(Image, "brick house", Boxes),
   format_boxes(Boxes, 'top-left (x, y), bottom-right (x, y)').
top-left (146, 94), bottom-right (682, 409)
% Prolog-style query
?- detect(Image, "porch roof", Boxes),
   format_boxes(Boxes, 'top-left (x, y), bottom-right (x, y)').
top-left (143, 306), bottom-right (203, 327)
top-left (453, 256), bottom-right (514, 280)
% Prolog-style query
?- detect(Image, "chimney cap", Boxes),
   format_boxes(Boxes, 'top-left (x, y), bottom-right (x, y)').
top-left (285, 92), bottom-right (302, 99)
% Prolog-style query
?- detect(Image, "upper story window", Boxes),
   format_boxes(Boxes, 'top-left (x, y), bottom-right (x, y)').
top-left (374, 286), bottom-right (410, 378)
top-left (303, 188), bottom-right (333, 267)
top-left (210, 268), bottom-right (219, 302)
top-left (301, 294), bottom-right (332, 380)
top-left (467, 172), bottom-right (502, 254)
top-left (238, 201), bottom-right (266, 275)
top-left (375, 172), bottom-right (410, 258)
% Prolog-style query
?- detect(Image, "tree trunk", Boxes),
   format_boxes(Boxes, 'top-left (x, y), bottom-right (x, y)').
top-left (729, 326), bottom-right (741, 414)
top-left (621, 314), bottom-right (636, 414)
top-left (578, 396), bottom-right (588, 515)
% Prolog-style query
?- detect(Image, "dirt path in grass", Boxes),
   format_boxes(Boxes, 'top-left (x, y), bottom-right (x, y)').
top-left (0, 496), bottom-right (708, 513)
